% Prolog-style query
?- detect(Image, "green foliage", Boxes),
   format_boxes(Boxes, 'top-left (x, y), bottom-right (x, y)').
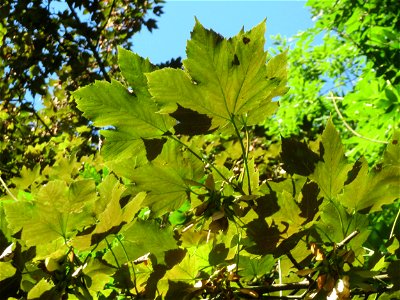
top-left (0, 0), bottom-right (168, 191)
top-left (266, 0), bottom-right (400, 163)
top-left (0, 0), bottom-right (164, 102)
top-left (0, 17), bottom-right (399, 300)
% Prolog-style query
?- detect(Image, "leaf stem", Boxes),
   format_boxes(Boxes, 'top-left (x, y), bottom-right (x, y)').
top-left (105, 237), bottom-right (120, 268)
top-left (328, 92), bottom-right (388, 144)
top-left (168, 136), bottom-right (245, 194)
top-left (116, 235), bottom-right (140, 295)
top-left (390, 206), bottom-right (400, 239)
top-left (231, 116), bottom-right (252, 195)
top-left (0, 175), bottom-right (18, 201)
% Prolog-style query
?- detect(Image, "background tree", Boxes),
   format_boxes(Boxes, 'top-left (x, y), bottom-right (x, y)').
top-left (266, 0), bottom-right (399, 162)
top-left (264, 0), bottom-right (400, 275)
top-left (0, 0), bottom-right (164, 182)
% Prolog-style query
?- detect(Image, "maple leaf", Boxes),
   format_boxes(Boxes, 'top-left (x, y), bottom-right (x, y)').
top-left (310, 119), bottom-right (353, 200)
top-left (146, 19), bottom-right (288, 133)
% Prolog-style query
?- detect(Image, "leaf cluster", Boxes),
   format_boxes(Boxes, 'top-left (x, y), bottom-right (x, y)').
top-left (0, 17), bottom-right (399, 300)
top-left (0, 0), bottom-right (166, 186)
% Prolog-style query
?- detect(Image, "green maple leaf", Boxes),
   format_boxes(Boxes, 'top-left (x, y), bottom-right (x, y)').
top-left (74, 79), bottom-right (174, 158)
top-left (238, 254), bottom-right (275, 282)
top-left (383, 130), bottom-right (400, 167)
top-left (118, 47), bottom-right (156, 98)
top-left (166, 245), bottom-right (209, 281)
top-left (310, 118), bottom-right (353, 200)
top-left (73, 53), bottom-right (176, 172)
top-left (131, 140), bottom-right (204, 216)
top-left (103, 221), bottom-right (178, 267)
top-left (316, 200), bottom-right (370, 259)
top-left (73, 175), bottom-right (146, 251)
top-left (146, 19), bottom-right (288, 133)
top-left (340, 157), bottom-right (400, 213)
top-left (4, 180), bottom-right (96, 255)
top-left (83, 257), bottom-right (115, 293)
top-left (272, 190), bottom-right (307, 237)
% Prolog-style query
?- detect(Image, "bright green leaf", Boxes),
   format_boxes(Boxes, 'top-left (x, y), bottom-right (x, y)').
top-left (161, 243), bottom-right (210, 293)
top-left (118, 47), bottom-right (156, 97)
top-left (104, 221), bottom-right (178, 267)
top-left (272, 190), bottom-right (306, 237)
top-left (131, 140), bottom-right (204, 216)
top-left (4, 180), bottom-right (96, 254)
top-left (146, 19), bottom-right (287, 132)
top-left (316, 200), bottom-right (370, 257)
top-left (310, 118), bottom-right (353, 200)
top-left (384, 131), bottom-right (400, 167)
top-left (27, 278), bottom-right (55, 299)
top-left (238, 254), bottom-right (275, 282)
top-left (73, 79), bottom-right (175, 164)
top-left (84, 257), bottom-right (115, 293)
top-left (340, 157), bottom-right (400, 213)
top-left (0, 261), bottom-right (16, 281)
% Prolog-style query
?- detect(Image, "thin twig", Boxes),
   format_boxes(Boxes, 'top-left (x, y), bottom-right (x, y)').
top-left (67, 2), bottom-right (111, 82)
top-left (336, 230), bottom-right (359, 249)
top-left (390, 207), bottom-right (400, 239)
top-left (328, 92), bottom-right (388, 144)
top-left (246, 280), bottom-right (310, 293)
top-left (0, 176), bottom-right (18, 201)
top-left (95, 0), bottom-right (116, 49)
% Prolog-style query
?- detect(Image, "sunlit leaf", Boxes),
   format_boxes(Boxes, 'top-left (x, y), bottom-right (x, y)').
top-left (74, 79), bottom-right (176, 166)
top-left (340, 157), bottom-right (400, 213)
top-left (310, 118), bottom-right (353, 200)
top-left (103, 221), bottom-right (178, 267)
top-left (4, 180), bottom-right (96, 254)
top-left (238, 254), bottom-right (275, 282)
top-left (0, 261), bottom-right (16, 281)
top-left (118, 47), bottom-right (156, 97)
top-left (27, 278), bottom-right (57, 299)
top-left (147, 19), bottom-right (287, 133)
top-left (131, 140), bottom-right (204, 216)
top-left (83, 257), bottom-right (115, 293)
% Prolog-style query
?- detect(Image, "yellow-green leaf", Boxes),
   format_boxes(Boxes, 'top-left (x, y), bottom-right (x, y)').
top-left (147, 19), bottom-right (287, 132)
top-left (310, 119), bottom-right (353, 200)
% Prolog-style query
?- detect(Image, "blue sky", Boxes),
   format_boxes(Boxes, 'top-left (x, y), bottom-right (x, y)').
top-left (131, 1), bottom-right (314, 64)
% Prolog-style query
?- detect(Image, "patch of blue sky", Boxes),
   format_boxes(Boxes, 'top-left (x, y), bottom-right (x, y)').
top-left (131, 1), bottom-right (314, 64)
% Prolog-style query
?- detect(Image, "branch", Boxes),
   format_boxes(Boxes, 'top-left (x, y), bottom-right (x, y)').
top-left (95, 0), bottom-right (116, 49)
top-left (336, 230), bottom-right (359, 249)
top-left (66, 2), bottom-right (111, 82)
top-left (0, 176), bottom-right (18, 201)
top-left (238, 274), bottom-right (392, 299)
top-left (327, 92), bottom-right (388, 144)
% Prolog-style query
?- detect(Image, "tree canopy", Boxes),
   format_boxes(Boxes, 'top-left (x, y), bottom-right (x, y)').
top-left (0, 0), bottom-right (399, 299)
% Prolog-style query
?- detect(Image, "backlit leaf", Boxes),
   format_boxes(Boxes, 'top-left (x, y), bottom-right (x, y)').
top-left (147, 19), bottom-right (287, 133)
top-left (104, 221), bottom-right (178, 267)
top-left (273, 190), bottom-right (307, 237)
top-left (340, 157), bottom-right (400, 213)
top-left (238, 254), bottom-right (275, 282)
top-left (118, 47), bottom-right (156, 98)
top-left (0, 261), bottom-right (16, 281)
top-left (310, 119), bottom-right (353, 200)
top-left (131, 140), bottom-right (204, 216)
top-left (4, 180), bottom-right (96, 253)
top-left (74, 79), bottom-right (175, 166)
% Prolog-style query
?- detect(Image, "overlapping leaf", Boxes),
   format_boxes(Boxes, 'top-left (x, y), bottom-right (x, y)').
top-left (340, 133), bottom-right (400, 213)
top-left (73, 53), bottom-right (176, 167)
top-left (147, 19), bottom-right (288, 132)
top-left (4, 180), bottom-right (96, 254)
top-left (103, 221), bottom-right (178, 267)
top-left (130, 140), bottom-right (204, 216)
top-left (310, 118), bottom-right (353, 200)
top-left (72, 175), bottom-right (146, 251)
